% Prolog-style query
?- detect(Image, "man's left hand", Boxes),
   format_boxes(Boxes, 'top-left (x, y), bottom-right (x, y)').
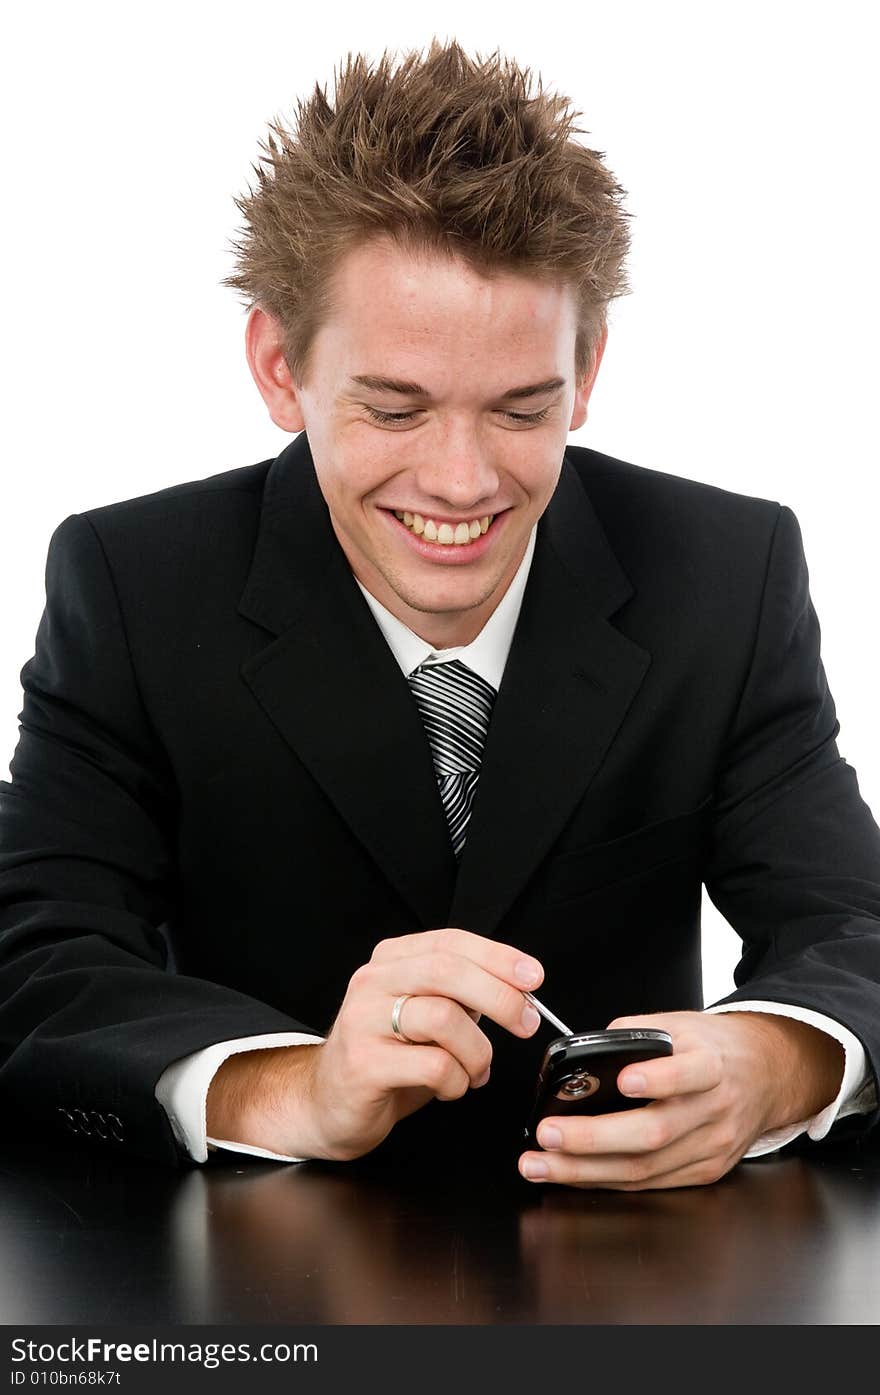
top-left (517, 1010), bottom-right (845, 1190)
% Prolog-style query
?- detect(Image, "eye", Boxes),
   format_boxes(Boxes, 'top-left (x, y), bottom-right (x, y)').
top-left (363, 404), bottom-right (554, 427)
top-left (500, 407), bottom-right (553, 425)
top-left (364, 407), bottom-right (420, 425)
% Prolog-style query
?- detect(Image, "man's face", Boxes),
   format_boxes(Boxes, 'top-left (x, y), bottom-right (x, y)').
top-left (263, 238), bottom-right (602, 646)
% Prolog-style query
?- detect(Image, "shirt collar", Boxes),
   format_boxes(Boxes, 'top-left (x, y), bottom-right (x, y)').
top-left (353, 524), bottom-right (537, 691)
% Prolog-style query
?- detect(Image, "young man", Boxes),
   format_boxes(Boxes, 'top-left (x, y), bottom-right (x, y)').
top-left (1, 42), bottom-right (878, 1189)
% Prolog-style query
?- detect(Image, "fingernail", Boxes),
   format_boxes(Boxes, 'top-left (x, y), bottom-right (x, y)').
top-left (521, 1004), bottom-right (541, 1033)
top-left (539, 1125), bottom-right (562, 1149)
top-left (621, 1072), bottom-right (646, 1095)
top-left (473, 1066), bottom-right (491, 1088)
top-left (521, 1158), bottom-right (549, 1180)
top-left (515, 958), bottom-right (543, 988)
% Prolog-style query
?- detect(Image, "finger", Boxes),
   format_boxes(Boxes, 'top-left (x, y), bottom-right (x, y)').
top-left (518, 1143), bottom-right (740, 1190)
top-left (368, 1041), bottom-right (473, 1102)
top-left (616, 1046), bottom-right (724, 1102)
top-left (520, 1110), bottom-right (742, 1187)
top-left (534, 1094), bottom-right (704, 1159)
top-left (606, 1012), bottom-right (710, 1059)
top-left (370, 927), bottom-right (544, 991)
top-left (607, 1012), bottom-right (696, 1032)
top-left (388, 994), bottom-right (492, 1085)
top-left (598, 1160), bottom-right (737, 1191)
top-left (354, 953), bottom-right (542, 1040)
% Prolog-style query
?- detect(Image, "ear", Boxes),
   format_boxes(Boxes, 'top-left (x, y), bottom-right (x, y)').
top-left (244, 306), bottom-right (306, 432)
top-left (569, 322), bottom-right (608, 432)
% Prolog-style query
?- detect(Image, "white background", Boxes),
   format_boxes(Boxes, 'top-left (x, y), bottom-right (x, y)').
top-left (1, 1), bottom-right (877, 1004)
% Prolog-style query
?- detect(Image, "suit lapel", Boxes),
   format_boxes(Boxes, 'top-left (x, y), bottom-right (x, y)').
top-left (237, 433), bottom-right (651, 932)
top-left (449, 458), bottom-right (651, 933)
top-left (238, 434), bottom-right (458, 927)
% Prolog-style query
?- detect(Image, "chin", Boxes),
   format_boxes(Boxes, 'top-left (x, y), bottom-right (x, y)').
top-left (409, 583), bottom-right (498, 617)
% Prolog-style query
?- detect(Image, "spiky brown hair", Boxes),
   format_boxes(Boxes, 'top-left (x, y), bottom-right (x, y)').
top-left (222, 40), bottom-right (632, 383)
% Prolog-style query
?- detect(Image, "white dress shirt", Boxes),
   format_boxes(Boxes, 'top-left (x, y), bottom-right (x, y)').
top-left (155, 524), bottom-right (876, 1163)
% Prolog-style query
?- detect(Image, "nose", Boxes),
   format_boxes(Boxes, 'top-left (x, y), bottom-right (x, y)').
top-left (412, 417), bottom-right (501, 513)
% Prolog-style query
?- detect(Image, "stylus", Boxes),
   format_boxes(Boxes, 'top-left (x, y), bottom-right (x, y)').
top-left (523, 992), bottom-right (573, 1037)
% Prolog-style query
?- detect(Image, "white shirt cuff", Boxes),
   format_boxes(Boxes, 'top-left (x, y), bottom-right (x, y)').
top-left (704, 1000), bottom-right (877, 1157)
top-left (154, 1032), bottom-right (326, 1164)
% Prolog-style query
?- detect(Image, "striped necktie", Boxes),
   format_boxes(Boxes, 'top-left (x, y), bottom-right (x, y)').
top-left (407, 659), bottom-right (498, 859)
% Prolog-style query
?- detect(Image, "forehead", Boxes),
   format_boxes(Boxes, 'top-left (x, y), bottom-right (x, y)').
top-left (313, 237), bottom-right (578, 386)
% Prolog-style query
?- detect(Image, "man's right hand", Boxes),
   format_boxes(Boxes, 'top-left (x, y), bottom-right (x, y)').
top-left (205, 928), bottom-right (545, 1160)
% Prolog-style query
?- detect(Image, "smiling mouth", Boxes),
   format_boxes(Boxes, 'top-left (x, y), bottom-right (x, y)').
top-left (385, 509), bottom-right (498, 546)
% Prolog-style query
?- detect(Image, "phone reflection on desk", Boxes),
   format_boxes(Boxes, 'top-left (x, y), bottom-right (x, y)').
top-left (516, 1156), bottom-right (875, 1324)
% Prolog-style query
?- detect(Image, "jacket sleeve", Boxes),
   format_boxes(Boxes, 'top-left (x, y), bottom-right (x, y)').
top-left (704, 503), bottom-right (880, 1141)
top-left (0, 513), bottom-right (320, 1166)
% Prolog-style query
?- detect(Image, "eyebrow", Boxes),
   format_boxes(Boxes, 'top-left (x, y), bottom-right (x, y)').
top-left (348, 374), bottom-right (566, 401)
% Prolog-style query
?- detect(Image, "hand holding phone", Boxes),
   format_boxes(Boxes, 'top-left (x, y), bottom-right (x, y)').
top-left (524, 1028), bottom-right (673, 1147)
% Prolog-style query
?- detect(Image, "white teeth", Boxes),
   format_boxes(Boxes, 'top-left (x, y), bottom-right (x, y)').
top-left (392, 510), bottom-right (496, 544)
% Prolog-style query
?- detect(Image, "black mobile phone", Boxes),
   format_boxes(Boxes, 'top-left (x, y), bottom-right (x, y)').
top-left (524, 1028), bottom-right (673, 1147)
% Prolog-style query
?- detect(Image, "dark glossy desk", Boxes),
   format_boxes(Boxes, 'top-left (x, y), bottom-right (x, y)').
top-left (2, 1134), bottom-right (880, 1325)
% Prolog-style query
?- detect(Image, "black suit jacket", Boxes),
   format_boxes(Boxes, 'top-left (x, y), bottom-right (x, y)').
top-left (2, 433), bottom-right (880, 1167)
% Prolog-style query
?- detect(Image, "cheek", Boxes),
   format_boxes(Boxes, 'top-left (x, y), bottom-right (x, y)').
top-left (326, 448), bottom-right (399, 520)
top-left (309, 409), bottom-right (389, 481)
top-left (505, 439), bottom-right (565, 498)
